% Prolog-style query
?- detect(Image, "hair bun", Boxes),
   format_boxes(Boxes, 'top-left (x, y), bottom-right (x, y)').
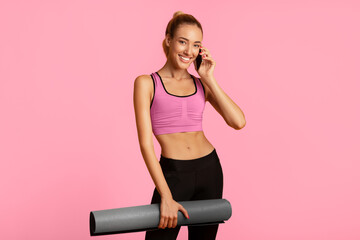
top-left (173, 11), bottom-right (185, 18)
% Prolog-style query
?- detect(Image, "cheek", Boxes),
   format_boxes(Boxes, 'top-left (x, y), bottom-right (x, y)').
top-left (172, 44), bottom-right (185, 53)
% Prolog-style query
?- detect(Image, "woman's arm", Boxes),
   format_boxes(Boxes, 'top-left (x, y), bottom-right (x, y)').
top-left (133, 75), bottom-right (172, 199)
top-left (201, 76), bottom-right (246, 130)
top-left (197, 45), bottom-right (246, 130)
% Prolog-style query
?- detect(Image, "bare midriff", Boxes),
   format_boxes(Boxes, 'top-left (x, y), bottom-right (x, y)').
top-left (155, 131), bottom-right (215, 160)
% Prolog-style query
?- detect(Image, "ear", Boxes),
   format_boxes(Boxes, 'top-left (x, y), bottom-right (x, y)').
top-left (165, 34), bottom-right (172, 47)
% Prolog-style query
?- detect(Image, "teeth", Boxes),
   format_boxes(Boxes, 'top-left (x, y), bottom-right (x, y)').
top-left (179, 55), bottom-right (190, 61)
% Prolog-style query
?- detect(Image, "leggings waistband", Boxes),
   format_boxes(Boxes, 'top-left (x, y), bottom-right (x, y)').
top-left (159, 148), bottom-right (220, 172)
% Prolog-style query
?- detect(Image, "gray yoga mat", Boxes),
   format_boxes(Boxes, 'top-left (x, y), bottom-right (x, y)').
top-left (90, 198), bottom-right (232, 236)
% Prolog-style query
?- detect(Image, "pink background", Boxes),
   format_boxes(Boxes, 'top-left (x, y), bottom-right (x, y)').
top-left (1, 0), bottom-right (359, 239)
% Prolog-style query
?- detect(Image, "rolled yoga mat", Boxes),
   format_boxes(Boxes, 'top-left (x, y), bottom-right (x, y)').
top-left (90, 198), bottom-right (232, 236)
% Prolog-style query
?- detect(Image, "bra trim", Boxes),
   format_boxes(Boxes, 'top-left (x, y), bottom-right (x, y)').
top-left (197, 77), bottom-right (206, 98)
top-left (155, 72), bottom-right (197, 98)
top-left (150, 74), bottom-right (155, 109)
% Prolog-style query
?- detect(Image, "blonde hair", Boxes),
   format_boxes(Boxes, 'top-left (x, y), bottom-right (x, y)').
top-left (162, 11), bottom-right (203, 57)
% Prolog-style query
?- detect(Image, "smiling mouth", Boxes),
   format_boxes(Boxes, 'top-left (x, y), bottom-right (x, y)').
top-left (179, 54), bottom-right (191, 63)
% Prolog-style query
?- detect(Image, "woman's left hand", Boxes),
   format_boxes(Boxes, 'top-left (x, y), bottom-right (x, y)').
top-left (195, 45), bottom-right (216, 80)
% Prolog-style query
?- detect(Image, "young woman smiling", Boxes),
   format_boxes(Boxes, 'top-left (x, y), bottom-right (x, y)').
top-left (133, 11), bottom-right (246, 240)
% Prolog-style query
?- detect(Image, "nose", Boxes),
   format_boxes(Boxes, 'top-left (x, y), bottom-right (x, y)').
top-left (184, 45), bottom-right (193, 56)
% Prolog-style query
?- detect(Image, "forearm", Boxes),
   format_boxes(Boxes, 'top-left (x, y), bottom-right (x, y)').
top-left (140, 145), bottom-right (173, 199)
top-left (205, 75), bottom-right (246, 129)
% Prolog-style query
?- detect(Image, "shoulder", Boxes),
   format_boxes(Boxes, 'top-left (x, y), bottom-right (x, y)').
top-left (133, 74), bottom-right (155, 99)
top-left (134, 74), bottom-right (154, 90)
top-left (134, 74), bottom-right (153, 85)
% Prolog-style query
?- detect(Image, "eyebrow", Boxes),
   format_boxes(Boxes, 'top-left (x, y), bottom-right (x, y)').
top-left (179, 37), bottom-right (202, 43)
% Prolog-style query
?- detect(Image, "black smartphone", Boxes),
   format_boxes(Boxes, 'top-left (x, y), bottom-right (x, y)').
top-left (195, 48), bottom-right (202, 71)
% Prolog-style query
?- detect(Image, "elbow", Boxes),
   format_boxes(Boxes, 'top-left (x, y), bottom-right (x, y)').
top-left (234, 120), bottom-right (246, 130)
top-left (226, 115), bottom-right (246, 130)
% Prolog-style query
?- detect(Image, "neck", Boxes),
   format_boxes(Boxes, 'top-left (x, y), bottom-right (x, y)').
top-left (158, 59), bottom-right (191, 80)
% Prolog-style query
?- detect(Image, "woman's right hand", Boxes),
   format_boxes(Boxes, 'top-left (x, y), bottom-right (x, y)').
top-left (158, 196), bottom-right (190, 229)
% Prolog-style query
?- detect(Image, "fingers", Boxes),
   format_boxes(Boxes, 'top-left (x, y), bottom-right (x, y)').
top-left (159, 215), bottom-right (178, 229)
top-left (158, 215), bottom-right (168, 229)
top-left (158, 202), bottom-right (189, 229)
top-left (200, 46), bottom-right (210, 58)
top-left (173, 217), bottom-right (178, 228)
top-left (167, 217), bottom-right (173, 228)
top-left (179, 205), bottom-right (190, 219)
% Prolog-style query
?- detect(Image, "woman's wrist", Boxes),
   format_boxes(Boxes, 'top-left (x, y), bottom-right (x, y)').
top-left (160, 192), bottom-right (173, 200)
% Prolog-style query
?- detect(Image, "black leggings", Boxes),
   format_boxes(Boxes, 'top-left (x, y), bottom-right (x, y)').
top-left (145, 148), bottom-right (223, 240)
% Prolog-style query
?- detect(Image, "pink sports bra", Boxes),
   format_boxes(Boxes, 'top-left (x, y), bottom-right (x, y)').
top-left (150, 72), bottom-right (206, 136)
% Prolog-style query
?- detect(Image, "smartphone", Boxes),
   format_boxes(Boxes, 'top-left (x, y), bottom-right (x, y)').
top-left (195, 48), bottom-right (202, 71)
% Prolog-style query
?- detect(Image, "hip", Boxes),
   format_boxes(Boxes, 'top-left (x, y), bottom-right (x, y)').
top-left (159, 148), bottom-right (221, 173)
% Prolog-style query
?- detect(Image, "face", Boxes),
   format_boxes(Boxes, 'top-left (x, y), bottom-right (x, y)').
top-left (166, 24), bottom-right (203, 69)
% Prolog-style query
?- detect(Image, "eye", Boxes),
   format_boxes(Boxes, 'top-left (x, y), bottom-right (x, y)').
top-left (194, 44), bottom-right (200, 48)
top-left (179, 40), bottom-right (186, 44)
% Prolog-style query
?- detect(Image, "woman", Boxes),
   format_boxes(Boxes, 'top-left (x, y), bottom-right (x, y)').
top-left (133, 11), bottom-right (246, 240)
